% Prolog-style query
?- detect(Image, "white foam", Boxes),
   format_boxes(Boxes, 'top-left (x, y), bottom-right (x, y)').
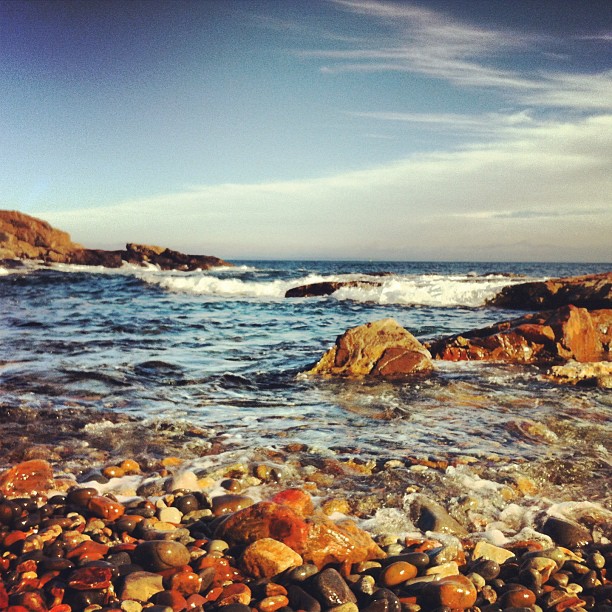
top-left (139, 271), bottom-right (526, 307)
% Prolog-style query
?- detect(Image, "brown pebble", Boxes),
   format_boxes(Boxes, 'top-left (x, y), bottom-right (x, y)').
top-left (211, 494), bottom-right (254, 516)
top-left (421, 574), bottom-right (477, 609)
top-left (380, 561), bottom-right (418, 587)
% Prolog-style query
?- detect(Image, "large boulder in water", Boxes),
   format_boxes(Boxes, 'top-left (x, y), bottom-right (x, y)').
top-left (306, 318), bottom-right (434, 379)
top-left (428, 305), bottom-right (612, 364)
top-left (488, 271), bottom-right (612, 310)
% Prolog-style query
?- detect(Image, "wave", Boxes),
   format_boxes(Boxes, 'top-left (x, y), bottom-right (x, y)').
top-left (141, 271), bottom-right (528, 307)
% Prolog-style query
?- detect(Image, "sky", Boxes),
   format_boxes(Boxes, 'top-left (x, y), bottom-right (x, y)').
top-left (1, 0), bottom-right (611, 261)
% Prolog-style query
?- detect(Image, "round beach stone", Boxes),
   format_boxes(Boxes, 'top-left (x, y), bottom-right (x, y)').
top-left (498, 584), bottom-right (537, 608)
top-left (134, 540), bottom-right (191, 571)
top-left (240, 537), bottom-right (303, 578)
top-left (120, 571), bottom-right (165, 602)
top-left (211, 494), bottom-right (254, 516)
top-left (421, 574), bottom-right (477, 609)
top-left (311, 568), bottom-right (357, 607)
top-left (380, 561), bottom-right (418, 586)
top-left (542, 516), bottom-right (593, 548)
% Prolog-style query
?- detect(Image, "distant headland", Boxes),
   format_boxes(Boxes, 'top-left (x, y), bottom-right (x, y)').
top-left (0, 210), bottom-right (232, 271)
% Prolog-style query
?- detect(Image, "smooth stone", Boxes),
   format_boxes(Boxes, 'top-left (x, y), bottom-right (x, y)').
top-left (283, 563), bottom-right (319, 583)
top-left (157, 506), bottom-right (182, 524)
top-left (134, 540), bottom-right (191, 571)
top-left (541, 516), bottom-right (593, 548)
top-left (498, 584), bottom-right (537, 608)
top-left (362, 588), bottom-right (402, 612)
top-left (0, 460), bottom-right (54, 497)
top-left (240, 537), bottom-right (303, 578)
top-left (311, 567), bottom-right (357, 607)
top-left (257, 594), bottom-right (290, 611)
top-left (382, 552), bottom-right (429, 569)
top-left (286, 584), bottom-right (322, 612)
top-left (380, 561), bottom-right (418, 586)
top-left (172, 494), bottom-right (199, 515)
top-left (120, 571), bottom-right (165, 602)
top-left (211, 494), bottom-right (255, 516)
top-left (67, 565), bottom-right (114, 590)
top-left (472, 541), bottom-right (515, 565)
top-left (414, 497), bottom-right (467, 537)
top-left (470, 558), bottom-right (501, 580)
top-left (425, 561), bottom-right (460, 578)
top-left (151, 589), bottom-right (189, 610)
top-left (421, 574), bottom-right (478, 609)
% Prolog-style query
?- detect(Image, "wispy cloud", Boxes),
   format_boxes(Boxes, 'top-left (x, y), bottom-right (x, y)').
top-left (301, 0), bottom-right (612, 111)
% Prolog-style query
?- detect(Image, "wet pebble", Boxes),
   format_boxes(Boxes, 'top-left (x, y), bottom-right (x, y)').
top-left (133, 540), bottom-right (190, 571)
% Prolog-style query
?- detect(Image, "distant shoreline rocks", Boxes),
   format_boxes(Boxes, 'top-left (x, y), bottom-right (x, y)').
top-left (0, 210), bottom-right (232, 271)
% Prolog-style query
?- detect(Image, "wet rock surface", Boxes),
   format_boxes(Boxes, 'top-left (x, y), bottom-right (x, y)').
top-left (428, 305), bottom-right (612, 364)
top-left (488, 271), bottom-right (612, 310)
top-left (306, 318), bottom-right (434, 379)
top-left (285, 280), bottom-right (381, 298)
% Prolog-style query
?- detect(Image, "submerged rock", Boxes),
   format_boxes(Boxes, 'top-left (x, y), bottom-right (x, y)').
top-left (306, 318), bottom-right (434, 379)
top-left (488, 271), bottom-right (612, 310)
top-left (0, 209), bottom-right (231, 270)
top-left (428, 305), bottom-right (612, 364)
top-left (285, 280), bottom-right (381, 298)
top-left (547, 360), bottom-right (612, 387)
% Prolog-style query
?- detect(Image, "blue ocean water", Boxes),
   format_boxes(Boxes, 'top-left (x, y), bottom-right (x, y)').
top-left (1, 260), bottom-right (611, 511)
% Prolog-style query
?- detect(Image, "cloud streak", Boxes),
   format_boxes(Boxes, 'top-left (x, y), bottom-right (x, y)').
top-left (302, 0), bottom-right (612, 111)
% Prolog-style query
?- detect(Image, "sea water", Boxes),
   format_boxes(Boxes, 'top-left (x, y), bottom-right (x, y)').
top-left (0, 260), bottom-right (610, 538)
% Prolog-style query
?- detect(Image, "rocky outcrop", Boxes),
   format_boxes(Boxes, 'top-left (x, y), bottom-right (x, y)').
top-left (428, 305), bottom-right (611, 364)
top-left (285, 280), bottom-right (381, 298)
top-left (0, 210), bottom-right (231, 270)
top-left (488, 272), bottom-right (612, 310)
top-left (0, 210), bottom-right (81, 261)
top-left (306, 318), bottom-right (433, 379)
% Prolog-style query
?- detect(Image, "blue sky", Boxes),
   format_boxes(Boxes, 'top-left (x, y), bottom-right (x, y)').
top-left (1, 0), bottom-right (611, 261)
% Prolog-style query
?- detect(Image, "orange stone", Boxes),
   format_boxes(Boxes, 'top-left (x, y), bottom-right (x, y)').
top-left (86, 495), bottom-right (125, 521)
top-left (0, 460), bottom-right (54, 498)
top-left (380, 561), bottom-right (418, 586)
top-left (271, 488), bottom-right (315, 517)
top-left (169, 570), bottom-right (202, 597)
top-left (421, 574), bottom-right (478, 610)
top-left (196, 555), bottom-right (243, 586)
top-left (217, 583), bottom-right (252, 607)
top-left (498, 586), bottom-right (537, 608)
top-left (67, 566), bottom-right (113, 590)
top-left (66, 540), bottom-right (109, 561)
top-left (257, 595), bottom-right (290, 612)
top-left (241, 538), bottom-right (303, 578)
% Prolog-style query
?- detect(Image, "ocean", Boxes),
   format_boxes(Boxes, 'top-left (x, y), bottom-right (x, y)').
top-left (1, 260), bottom-right (610, 541)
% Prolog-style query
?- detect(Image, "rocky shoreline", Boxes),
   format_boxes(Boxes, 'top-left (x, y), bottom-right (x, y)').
top-left (0, 446), bottom-right (610, 612)
top-left (0, 210), bottom-right (231, 271)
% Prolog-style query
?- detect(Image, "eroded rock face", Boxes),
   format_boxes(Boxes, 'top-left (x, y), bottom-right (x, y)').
top-left (488, 272), bottom-right (612, 310)
top-left (0, 210), bottom-right (81, 261)
top-left (0, 210), bottom-right (232, 270)
top-left (306, 318), bottom-right (433, 379)
top-left (428, 305), bottom-right (611, 364)
top-left (547, 361), bottom-right (612, 388)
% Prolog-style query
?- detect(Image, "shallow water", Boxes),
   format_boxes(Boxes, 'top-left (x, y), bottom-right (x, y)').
top-left (1, 260), bottom-right (611, 535)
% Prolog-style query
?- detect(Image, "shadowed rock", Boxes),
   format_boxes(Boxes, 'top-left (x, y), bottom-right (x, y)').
top-left (488, 271), bottom-right (612, 310)
top-left (306, 318), bottom-right (433, 379)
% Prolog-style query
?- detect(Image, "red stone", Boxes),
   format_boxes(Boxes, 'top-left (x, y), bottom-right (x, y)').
top-left (217, 583), bottom-right (252, 607)
top-left (67, 566), bottom-right (113, 590)
top-left (86, 495), bottom-right (125, 520)
top-left (0, 460), bottom-right (54, 498)
top-left (271, 489), bottom-right (315, 517)
top-left (196, 556), bottom-right (242, 586)
top-left (66, 539), bottom-right (109, 561)
top-left (169, 570), bottom-right (202, 597)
